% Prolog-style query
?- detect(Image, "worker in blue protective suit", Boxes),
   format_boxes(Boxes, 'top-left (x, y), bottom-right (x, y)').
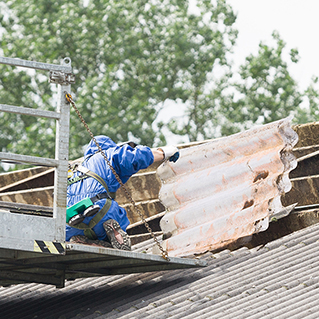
top-left (66, 135), bottom-right (179, 251)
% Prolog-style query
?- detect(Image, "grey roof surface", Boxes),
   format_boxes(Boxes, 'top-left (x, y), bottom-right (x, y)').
top-left (1, 221), bottom-right (319, 319)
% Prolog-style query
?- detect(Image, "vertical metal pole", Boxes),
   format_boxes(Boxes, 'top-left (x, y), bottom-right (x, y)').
top-left (53, 58), bottom-right (71, 241)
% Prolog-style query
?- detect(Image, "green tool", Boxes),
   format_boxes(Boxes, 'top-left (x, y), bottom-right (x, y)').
top-left (66, 197), bottom-right (94, 223)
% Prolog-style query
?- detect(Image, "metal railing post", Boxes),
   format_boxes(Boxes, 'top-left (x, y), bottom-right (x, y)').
top-left (0, 56), bottom-right (74, 253)
top-left (53, 58), bottom-right (72, 240)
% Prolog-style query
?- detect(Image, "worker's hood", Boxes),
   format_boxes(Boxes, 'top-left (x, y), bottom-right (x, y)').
top-left (84, 135), bottom-right (117, 157)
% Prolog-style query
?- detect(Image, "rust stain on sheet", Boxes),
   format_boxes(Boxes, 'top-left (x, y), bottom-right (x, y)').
top-left (156, 117), bottom-right (298, 257)
top-left (243, 199), bottom-right (254, 209)
top-left (254, 171), bottom-right (269, 183)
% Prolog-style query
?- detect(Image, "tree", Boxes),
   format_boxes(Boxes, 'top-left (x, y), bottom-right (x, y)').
top-left (0, 0), bottom-right (237, 160)
top-left (295, 76), bottom-right (319, 124)
top-left (168, 30), bottom-right (319, 142)
top-left (169, 30), bottom-right (307, 140)
top-left (218, 31), bottom-right (305, 136)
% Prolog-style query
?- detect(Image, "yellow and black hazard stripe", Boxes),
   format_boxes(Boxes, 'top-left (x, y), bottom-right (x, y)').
top-left (34, 240), bottom-right (65, 254)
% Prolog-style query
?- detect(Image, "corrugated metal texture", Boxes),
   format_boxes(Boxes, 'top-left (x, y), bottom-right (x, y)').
top-left (157, 117), bottom-right (298, 257)
top-left (1, 219), bottom-right (319, 319)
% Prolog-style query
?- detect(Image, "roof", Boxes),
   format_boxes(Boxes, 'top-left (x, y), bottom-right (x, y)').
top-left (1, 219), bottom-right (319, 319)
top-left (1, 120), bottom-right (319, 318)
top-left (157, 117), bottom-right (298, 257)
top-left (1, 55), bottom-right (318, 317)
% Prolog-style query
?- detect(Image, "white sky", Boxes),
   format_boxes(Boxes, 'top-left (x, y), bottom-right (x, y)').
top-left (227, 0), bottom-right (319, 90)
top-left (159, 0), bottom-right (319, 145)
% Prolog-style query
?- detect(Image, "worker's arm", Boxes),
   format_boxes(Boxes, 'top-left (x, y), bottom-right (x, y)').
top-left (152, 146), bottom-right (180, 163)
top-left (152, 148), bottom-right (165, 162)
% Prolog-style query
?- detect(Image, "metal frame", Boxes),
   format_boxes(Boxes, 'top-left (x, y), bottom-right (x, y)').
top-left (0, 244), bottom-right (206, 288)
top-left (0, 56), bottom-right (72, 254)
top-left (0, 57), bottom-right (206, 287)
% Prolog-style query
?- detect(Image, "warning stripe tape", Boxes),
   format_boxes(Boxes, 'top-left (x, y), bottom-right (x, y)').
top-left (34, 240), bottom-right (65, 254)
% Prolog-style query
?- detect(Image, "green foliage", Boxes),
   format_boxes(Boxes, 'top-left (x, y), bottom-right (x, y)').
top-left (1, 0), bottom-right (319, 168)
top-left (219, 31), bottom-right (304, 135)
top-left (0, 0), bottom-right (237, 159)
top-left (169, 30), bottom-right (319, 141)
top-left (166, 0), bottom-right (238, 141)
top-left (296, 76), bottom-right (319, 124)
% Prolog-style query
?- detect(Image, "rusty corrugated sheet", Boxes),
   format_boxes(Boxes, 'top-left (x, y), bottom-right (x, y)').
top-left (156, 117), bottom-right (298, 257)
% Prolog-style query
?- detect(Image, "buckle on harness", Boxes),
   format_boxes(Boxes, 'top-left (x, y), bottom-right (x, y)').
top-left (66, 197), bottom-right (101, 226)
top-left (66, 192), bottom-right (111, 226)
top-left (68, 204), bottom-right (100, 226)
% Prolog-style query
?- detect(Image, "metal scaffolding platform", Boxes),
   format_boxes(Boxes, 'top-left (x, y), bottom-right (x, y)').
top-left (0, 56), bottom-right (205, 288)
top-left (0, 244), bottom-right (205, 288)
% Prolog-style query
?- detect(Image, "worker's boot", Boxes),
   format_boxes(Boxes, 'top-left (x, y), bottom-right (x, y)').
top-left (69, 235), bottom-right (112, 248)
top-left (103, 219), bottom-right (131, 251)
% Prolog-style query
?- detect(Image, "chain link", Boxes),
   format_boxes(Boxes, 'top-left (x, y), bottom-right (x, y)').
top-left (65, 93), bottom-right (170, 261)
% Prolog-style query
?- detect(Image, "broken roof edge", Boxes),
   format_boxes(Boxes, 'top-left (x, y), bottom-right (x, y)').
top-left (156, 117), bottom-right (299, 257)
top-left (157, 117), bottom-right (298, 181)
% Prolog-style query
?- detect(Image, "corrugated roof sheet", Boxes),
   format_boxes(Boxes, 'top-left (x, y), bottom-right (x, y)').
top-left (2, 120), bottom-right (319, 319)
top-left (1, 217), bottom-right (319, 319)
top-left (157, 117), bottom-right (298, 257)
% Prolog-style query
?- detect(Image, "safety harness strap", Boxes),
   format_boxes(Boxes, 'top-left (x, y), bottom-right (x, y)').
top-left (90, 192), bottom-right (109, 203)
top-left (73, 199), bottom-right (112, 240)
top-left (68, 164), bottom-right (116, 199)
top-left (76, 165), bottom-right (109, 190)
top-left (67, 174), bottom-right (88, 186)
top-left (67, 165), bottom-right (115, 239)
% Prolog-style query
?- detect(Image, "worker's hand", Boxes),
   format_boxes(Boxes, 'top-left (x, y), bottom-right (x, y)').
top-left (158, 146), bottom-right (180, 163)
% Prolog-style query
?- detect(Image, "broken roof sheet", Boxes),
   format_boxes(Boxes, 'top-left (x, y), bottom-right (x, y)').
top-left (157, 117), bottom-right (298, 257)
top-left (1, 120), bottom-right (319, 318)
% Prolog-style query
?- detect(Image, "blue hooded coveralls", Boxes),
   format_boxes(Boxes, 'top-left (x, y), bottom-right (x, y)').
top-left (66, 135), bottom-right (154, 242)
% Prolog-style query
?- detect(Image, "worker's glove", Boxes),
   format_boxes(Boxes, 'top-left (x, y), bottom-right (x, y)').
top-left (158, 146), bottom-right (180, 163)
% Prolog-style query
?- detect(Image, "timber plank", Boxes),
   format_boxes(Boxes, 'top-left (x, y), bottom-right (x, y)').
top-left (0, 168), bottom-right (54, 193)
top-left (0, 167), bottom-right (49, 189)
top-left (282, 175), bottom-right (319, 207)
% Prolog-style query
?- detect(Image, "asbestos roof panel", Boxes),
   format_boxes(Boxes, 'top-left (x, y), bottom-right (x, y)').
top-left (157, 117), bottom-right (298, 257)
top-left (1, 220), bottom-right (319, 319)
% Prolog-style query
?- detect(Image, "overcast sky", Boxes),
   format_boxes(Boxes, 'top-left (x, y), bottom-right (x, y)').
top-left (159, 0), bottom-right (319, 144)
top-left (227, 0), bottom-right (319, 90)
